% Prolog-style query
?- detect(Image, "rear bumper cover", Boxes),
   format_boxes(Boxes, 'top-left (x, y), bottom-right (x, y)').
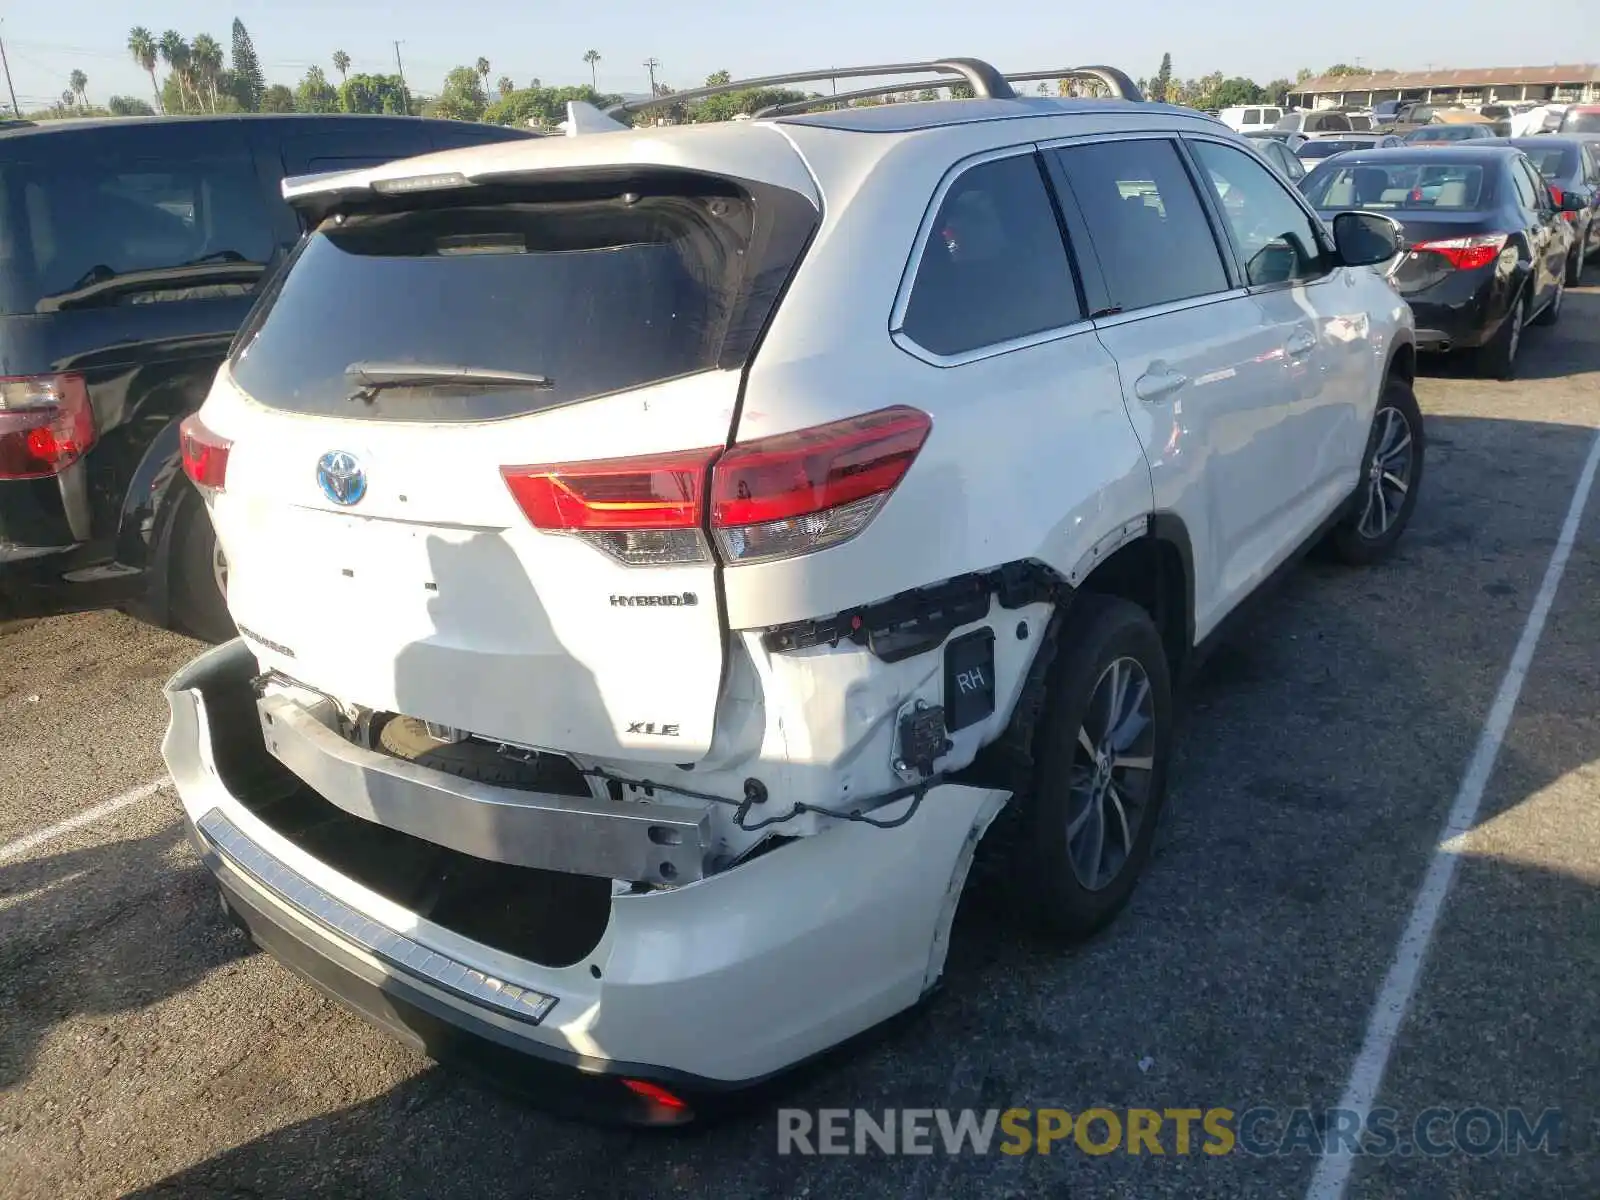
top-left (163, 639), bottom-right (1006, 1088)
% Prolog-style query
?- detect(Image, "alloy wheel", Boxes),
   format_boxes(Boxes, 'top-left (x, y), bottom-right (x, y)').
top-left (1357, 406), bottom-right (1415, 540)
top-left (1066, 656), bottom-right (1157, 891)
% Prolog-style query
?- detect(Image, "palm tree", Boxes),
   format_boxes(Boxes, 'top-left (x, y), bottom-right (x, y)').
top-left (128, 27), bottom-right (162, 113)
top-left (496, 75), bottom-right (514, 100)
top-left (476, 57), bottom-right (490, 99)
top-left (583, 50), bottom-right (600, 91)
top-left (158, 30), bottom-right (192, 112)
top-left (190, 34), bottom-right (223, 111)
top-left (333, 49), bottom-right (350, 83)
top-left (69, 69), bottom-right (88, 107)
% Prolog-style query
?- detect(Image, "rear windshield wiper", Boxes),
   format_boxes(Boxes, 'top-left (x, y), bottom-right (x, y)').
top-left (344, 362), bottom-right (555, 403)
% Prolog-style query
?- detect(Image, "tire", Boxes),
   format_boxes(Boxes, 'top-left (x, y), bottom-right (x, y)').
top-left (170, 486), bottom-right (237, 645)
top-left (377, 715), bottom-right (583, 792)
top-left (1567, 238), bottom-right (1586, 286)
top-left (1533, 276), bottom-right (1563, 327)
top-left (1008, 593), bottom-right (1174, 942)
top-left (1329, 378), bottom-right (1425, 566)
top-left (1475, 289), bottom-right (1527, 380)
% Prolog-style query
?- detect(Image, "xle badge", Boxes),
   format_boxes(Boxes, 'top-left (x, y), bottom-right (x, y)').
top-left (627, 722), bottom-right (681, 737)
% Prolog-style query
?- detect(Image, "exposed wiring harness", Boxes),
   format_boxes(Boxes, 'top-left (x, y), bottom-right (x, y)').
top-left (576, 764), bottom-right (948, 832)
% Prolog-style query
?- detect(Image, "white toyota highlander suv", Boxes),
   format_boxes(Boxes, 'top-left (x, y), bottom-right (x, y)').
top-left (162, 60), bottom-right (1422, 1123)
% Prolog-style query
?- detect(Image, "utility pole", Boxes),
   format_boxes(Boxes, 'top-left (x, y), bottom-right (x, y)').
top-left (394, 40), bottom-right (412, 115)
top-left (0, 22), bottom-right (20, 118)
top-left (643, 57), bottom-right (660, 95)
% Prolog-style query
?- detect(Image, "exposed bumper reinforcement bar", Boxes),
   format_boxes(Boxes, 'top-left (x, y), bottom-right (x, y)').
top-left (256, 693), bottom-right (713, 884)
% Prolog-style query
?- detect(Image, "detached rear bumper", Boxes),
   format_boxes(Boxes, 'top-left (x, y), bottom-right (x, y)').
top-left (163, 640), bottom-right (1005, 1102)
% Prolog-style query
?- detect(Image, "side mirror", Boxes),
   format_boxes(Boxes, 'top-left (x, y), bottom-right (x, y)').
top-left (1557, 188), bottom-right (1585, 213)
top-left (1332, 210), bottom-right (1404, 267)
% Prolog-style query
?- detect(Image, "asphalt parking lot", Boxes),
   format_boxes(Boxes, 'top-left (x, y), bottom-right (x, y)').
top-left (3, 288), bottom-right (1599, 1200)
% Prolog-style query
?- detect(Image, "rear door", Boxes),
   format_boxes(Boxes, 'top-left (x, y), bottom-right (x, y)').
top-left (1508, 156), bottom-right (1563, 307)
top-left (1045, 135), bottom-right (1304, 640)
top-left (207, 171), bottom-right (816, 762)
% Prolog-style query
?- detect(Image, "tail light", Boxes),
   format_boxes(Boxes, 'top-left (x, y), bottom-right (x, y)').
top-left (0, 374), bottom-right (95, 480)
top-left (1411, 233), bottom-right (1509, 271)
top-left (710, 406), bottom-right (931, 564)
top-left (179, 413), bottom-right (232, 493)
top-left (501, 406), bottom-right (931, 567)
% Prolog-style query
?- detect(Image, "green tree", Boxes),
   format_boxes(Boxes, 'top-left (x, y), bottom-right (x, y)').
top-left (1213, 77), bottom-right (1264, 108)
top-left (340, 73), bottom-right (409, 114)
top-left (108, 94), bottom-right (155, 116)
top-left (332, 49), bottom-right (351, 84)
top-left (231, 19), bottom-right (265, 110)
top-left (158, 31), bottom-right (194, 112)
top-left (190, 34), bottom-right (224, 111)
top-left (704, 69), bottom-right (732, 87)
top-left (1262, 78), bottom-right (1294, 105)
top-left (260, 83), bottom-right (296, 113)
top-left (295, 65), bottom-right (340, 113)
top-left (476, 57), bottom-right (491, 100)
top-left (1295, 67), bottom-right (1313, 84)
top-left (1152, 52), bottom-right (1173, 103)
top-left (128, 28), bottom-right (162, 113)
top-left (432, 65), bottom-right (487, 120)
top-left (583, 49), bottom-right (601, 90)
top-left (1323, 63), bottom-right (1364, 77)
top-left (496, 74), bottom-right (515, 100)
top-left (482, 84), bottom-right (622, 130)
top-left (69, 69), bottom-right (88, 107)
top-left (693, 86), bottom-right (807, 121)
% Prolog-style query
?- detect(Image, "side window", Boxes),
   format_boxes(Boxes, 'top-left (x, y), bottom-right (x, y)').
top-left (900, 153), bottom-right (1082, 356)
top-left (1243, 109), bottom-right (1260, 125)
top-left (1188, 140), bottom-right (1329, 287)
top-left (1509, 161), bottom-right (1539, 211)
top-left (12, 156), bottom-right (273, 311)
top-left (1051, 138), bottom-right (1230, 312)
top-left (1519, 161), bottom-right (1551, 210)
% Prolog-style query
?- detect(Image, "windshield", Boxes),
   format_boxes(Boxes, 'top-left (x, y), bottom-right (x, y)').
top-left (1560, 110), bottom-right (1600, 134)
top-left (230, 185), bottom-right (811, 422)
top-left (1302, 162), bottom-right (1490, 211)
top-left (1300, 140), bottom-right (1373, 160)
top-left (0, 153), bottom-right (274, 316)
top-left (1373, 101), bottom-right (1402, 118)
top-left (1404, 125), bottom-right (1487, 142)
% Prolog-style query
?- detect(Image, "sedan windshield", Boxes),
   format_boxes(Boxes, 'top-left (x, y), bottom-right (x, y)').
top-left (1559, 110), bottom-right (1600, 134)
top-left (1301, 162), bottom-right (1489, 211)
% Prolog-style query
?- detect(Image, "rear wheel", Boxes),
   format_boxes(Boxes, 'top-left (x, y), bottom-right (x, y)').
top-left (1475, 290), bottom-right (1527, 380)
top-left (170, 487), bottom-right (236, 645)
top-left (1009, 594), bottom-right (1174, 941)
top-left (1329, 379), bottom-right (1425, 566)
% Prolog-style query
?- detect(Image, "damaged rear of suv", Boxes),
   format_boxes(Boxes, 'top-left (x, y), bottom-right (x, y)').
top-left (163, 59), bottom-right (1421, 1122)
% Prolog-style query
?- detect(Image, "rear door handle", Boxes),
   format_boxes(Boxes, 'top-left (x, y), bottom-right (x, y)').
top-left (1134, 369), bottom-right (1188, 402)
top-left (1286, 331), bottom-right (1317, 357)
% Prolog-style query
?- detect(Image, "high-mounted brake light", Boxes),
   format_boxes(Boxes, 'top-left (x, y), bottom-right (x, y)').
top-left (710, 406), bottom-right (932, 564)
top-left (179, 413), bottom-right (232, 492)
top-left (1411, 233), bottom-right (1509, 272)
top-left (502, 448), bottom-right (720, 566)
top-left (501, 408), bottom-right (931, 568)
top-left (0, 374), bottom-right (95, 480)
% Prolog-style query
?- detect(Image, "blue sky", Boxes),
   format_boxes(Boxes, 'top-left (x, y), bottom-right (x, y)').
top-left (0, 0), bottom-right (1588, 111)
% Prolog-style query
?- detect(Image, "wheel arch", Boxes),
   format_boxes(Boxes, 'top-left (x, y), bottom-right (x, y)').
top-left (1076, 515), bottom-right (1194, 677)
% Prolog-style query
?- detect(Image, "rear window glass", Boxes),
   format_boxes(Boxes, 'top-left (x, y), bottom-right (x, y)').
top-left (0, 155), bottom-right (273, 316)
top-left (230, 187), bottom-right (798, 421)
top-left (1560, 110), bottom-right (1600, 134)
top-left (1302, 162), bottom-right (1489, 211)
top-left (1301, 140), bottom-right (1370, 160)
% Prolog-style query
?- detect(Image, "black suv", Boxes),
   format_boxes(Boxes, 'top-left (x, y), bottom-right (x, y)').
top-left (0, 114), bottom-right (535, 638)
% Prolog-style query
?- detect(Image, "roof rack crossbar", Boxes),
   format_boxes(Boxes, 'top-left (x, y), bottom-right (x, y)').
top-left (1006, 67), bottom-right (1146, 102)
top-left (604, 58), bottom-right (1016, 116)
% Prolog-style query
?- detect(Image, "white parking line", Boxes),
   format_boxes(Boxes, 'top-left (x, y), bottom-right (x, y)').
top-left (1307, 426), bottom-right (1600, 1200)
top-left (0, 778), bottom-right (171, 867)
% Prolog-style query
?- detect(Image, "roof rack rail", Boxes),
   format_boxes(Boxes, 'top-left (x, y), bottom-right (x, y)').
top-left (753, 64), bottom-right (1149, 117)
top-left (603, 58), bottom-right (1016, 117)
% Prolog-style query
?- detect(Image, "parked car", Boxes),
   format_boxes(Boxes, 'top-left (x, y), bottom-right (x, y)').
top-left (0, 114), bottom-right (536, 635)
top-left (1403, 123), bottom-right (1496, 144)
top-left (1274, 109), bottom-right (1354, 135)
top-left (1300, 144), bottom-right (1577, 378)
top-left (1373, 99), bottom-right (1441, 133)
top-left (162, 62), bottom-right (1420, 1122)
top-left (1218, 104), bottom-right (1285, 134)
top-left (1296, 132), bottom-right (1406, 172)
top-left (1478, 105), bottom-right (1516, 136)
top-left (1244, 129), bottom-right (1308, 180)
top-left (1502, 136), bottom-right (1600, 280)
top-left (1558, 105), bottom-right (1600, 135)
top-left (1511, 104), bottom-right (1568, 137)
